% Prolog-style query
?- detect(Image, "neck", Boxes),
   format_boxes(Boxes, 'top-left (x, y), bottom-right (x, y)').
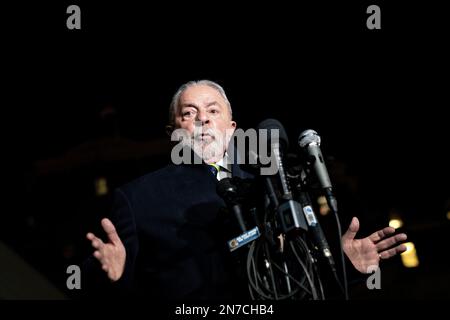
top-left (204, 154), bottom-right (224, 164)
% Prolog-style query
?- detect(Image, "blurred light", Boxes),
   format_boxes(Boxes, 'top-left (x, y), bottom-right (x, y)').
top-left (401, 242), bottom-right (419, 268)
top-left (446, 211), bottom-right (450, 220)
top-left (389, 218), bottom-right (403, 229)
top-left (317, 196), bottom-right (330, 216)
top-left (95, 177), bottom-right (108, 196)
top-left (389, 210), bottom-right (404, 229)
top-left (317, 196), bottom-right (327, 205)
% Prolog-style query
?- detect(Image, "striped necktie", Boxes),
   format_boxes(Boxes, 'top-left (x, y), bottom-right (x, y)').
top-left (208, 163), bottom-right (220, 179)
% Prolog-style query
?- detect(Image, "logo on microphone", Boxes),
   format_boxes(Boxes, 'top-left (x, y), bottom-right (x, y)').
top-left (227, 227), bottom-right (261, 252)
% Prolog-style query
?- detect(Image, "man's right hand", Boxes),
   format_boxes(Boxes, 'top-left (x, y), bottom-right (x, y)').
top-left (86, 218), bottom-right (126, 282)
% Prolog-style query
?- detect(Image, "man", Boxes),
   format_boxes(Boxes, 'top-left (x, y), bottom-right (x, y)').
top-left (84, 80), bottom-right (407, 299)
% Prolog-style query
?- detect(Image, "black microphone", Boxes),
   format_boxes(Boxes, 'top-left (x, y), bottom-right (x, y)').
top-left (217, 178), bottom-right (247, 233)
top-left (298, 129), bottom-right (337, 213)
top-left (257, 119), bottom-right (291, 199)
top-left (257, 119), bottom-right (307, 233)
top-left (298, 129), bottom-right (349, 299)
top-left (296, 186), bottom-right (337, 274)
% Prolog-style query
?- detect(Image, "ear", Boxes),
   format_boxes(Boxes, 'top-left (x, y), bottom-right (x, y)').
top-left (230, 121), bottom-right (237, 129)
top-left (165, 125), bottom-right (174, 137)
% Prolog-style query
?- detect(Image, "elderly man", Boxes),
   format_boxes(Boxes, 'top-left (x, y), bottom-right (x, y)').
top-left (84, 80), bottom-right (407, 299)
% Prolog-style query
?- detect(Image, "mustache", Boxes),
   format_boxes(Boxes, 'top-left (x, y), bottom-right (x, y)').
top-left (171, 127), bottom-right (229, 144)
top-left (193, 128), bottom-right (219, 140)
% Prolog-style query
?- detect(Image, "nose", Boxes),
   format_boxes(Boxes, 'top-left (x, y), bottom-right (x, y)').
top-left (196, 109), bottom-right (210, 125)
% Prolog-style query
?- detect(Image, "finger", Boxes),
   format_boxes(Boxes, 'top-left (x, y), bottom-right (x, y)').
top-left (102, 264), bottom-right (109, 272)
top-left (90, 237), bottom-right (105, 250)
top-left (87, 232), bottom-right (101, 245)
top-left (342, 217), bottom-right (359, 242)
top-left (379, 244), bottom-right (408, 260)
top-left (375, 233), bottom-right (407, 251)
top-left (86, 233), bottom-right (96, 241)
top-left (93, 250), bottom-right (102, 260)
top-left (101, 218), bottom-right (121, 245)
top-left (368, 226), bottom-right (396, 243)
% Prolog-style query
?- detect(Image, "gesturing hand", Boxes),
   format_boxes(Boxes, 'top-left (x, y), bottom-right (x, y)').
top-left (342, 217), bottom-right (407, 274)
top-left (86, 218), bottom-right (126, 282)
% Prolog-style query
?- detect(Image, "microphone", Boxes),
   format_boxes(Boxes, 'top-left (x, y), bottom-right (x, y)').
top-left (217, 178), bottom-right (247, 233)
top-left (257, 119), bottom-right (291, 199)
top-left (296, 186), bottom-right (337, 274)
top-left (298, 129), bottom-right (349, 299)
top-left (298, 129), bottom-right (337, 213)
top-left (257, 119), bottom-right (307, 233)
top-left (217, 178), bottom-right (262, 252)
top-left (284, 151), bottom-right (337, 271)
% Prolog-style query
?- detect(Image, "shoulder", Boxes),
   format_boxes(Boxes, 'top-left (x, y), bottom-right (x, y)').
top-left (119, 164), bottom-right (178, 194)
top-left (112, 164), bottom-right (210, 213)
top-left (117, 164), bottom-right (206, 195)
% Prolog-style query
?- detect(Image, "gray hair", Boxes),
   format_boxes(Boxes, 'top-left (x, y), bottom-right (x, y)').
top-left (169, 80), bottom-right (232, 127)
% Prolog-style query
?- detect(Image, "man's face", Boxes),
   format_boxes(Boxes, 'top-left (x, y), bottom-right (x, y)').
top-left (174, 85), bottom-right (236, 163)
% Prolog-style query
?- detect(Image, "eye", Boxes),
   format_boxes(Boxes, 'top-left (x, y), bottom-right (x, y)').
top-left (209, 109), bottom-right (219, 114)
top-left (182, 109), bottom-right (196, 118)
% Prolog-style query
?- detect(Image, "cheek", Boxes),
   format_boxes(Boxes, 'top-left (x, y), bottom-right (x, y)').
top-left (211, 121), bottom-right (235, 141)
top-left (216, 120), bottom-right (234, 132)
top-left (212, 117), bottom-right (227, 127)
top-left (176, 119), bottom-right (195, 135)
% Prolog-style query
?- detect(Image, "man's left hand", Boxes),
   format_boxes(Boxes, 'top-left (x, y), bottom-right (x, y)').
top-left (342, 217), bottom-right (408, 274)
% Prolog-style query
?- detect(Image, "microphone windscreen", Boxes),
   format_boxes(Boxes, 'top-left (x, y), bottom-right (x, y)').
top-left (216, 178), bottom-right (237, 202)
top-left (298, 129), bottom-right (320, 148)
top-left (257, 118), bottom-right (289, 150)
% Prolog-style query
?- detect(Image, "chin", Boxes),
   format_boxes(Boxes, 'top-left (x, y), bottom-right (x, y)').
top-left (198, 145), bottom-right (224, 163)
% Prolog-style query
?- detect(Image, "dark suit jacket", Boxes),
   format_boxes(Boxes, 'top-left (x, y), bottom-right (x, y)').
top-left (83, 161), bottom-right (253, 301)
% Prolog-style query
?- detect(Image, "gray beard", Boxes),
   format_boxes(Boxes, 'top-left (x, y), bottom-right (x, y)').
top-left (171, 126), bottom-right (235, 164)
top-left (187, 135), bottom-right (226, 163)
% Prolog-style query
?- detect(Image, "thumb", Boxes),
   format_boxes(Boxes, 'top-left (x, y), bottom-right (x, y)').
top-left (342, 217), bottom-right (359, 242)
top-left (101, 218), bottom-right (121, 245)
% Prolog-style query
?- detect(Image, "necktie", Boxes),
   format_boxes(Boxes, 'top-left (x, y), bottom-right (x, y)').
top-left (208, 163), bottom-right (220, 179)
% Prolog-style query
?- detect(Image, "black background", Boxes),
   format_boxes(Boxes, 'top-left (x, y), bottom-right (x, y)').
top-left (2, 1), bottom-right (450, 301)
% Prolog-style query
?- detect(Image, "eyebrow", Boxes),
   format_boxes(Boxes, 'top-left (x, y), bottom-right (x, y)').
top-left (205, 101), bottom-right (220, 108)
top-left (180, 101), bottom-right (221, 109)
top-left (180, 103), bottom-right (198, 109)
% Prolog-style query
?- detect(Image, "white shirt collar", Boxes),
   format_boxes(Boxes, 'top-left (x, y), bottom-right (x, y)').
top-left (216, 151), bottom-right (232, 173)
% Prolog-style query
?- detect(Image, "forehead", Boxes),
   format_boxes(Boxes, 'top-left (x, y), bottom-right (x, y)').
top-left (179, 85), bottom-right (226, 106)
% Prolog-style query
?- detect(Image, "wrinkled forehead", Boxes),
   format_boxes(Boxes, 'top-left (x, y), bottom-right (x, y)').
top-left (179, 85), bottom-right (227, 108)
